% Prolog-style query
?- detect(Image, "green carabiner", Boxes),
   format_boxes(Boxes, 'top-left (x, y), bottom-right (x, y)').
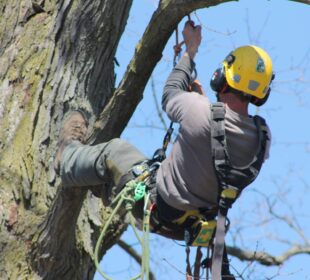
top-left (134, 182), bottom-right (146, 201)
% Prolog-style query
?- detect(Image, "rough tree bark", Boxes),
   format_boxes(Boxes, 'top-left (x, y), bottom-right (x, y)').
top-left (0, 0), bottom-right (134, 279)
top-left (0, 0), bottom-right (309, 280)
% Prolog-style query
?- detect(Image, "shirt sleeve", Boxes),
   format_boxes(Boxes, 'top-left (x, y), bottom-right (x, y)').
top-left (162, 54), bottom-right (196, 123)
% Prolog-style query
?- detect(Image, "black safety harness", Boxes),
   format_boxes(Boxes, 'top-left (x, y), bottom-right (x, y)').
top-left (148, 102), bottom-right (269, 279)
top-left (210, 102), bottom-right (269, 279)
top-left (95, 100), bottom-right (269, 280)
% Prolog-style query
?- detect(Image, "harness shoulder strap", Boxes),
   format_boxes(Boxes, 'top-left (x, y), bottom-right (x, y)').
top-left (252, 114), bottom-right (269, 166)
top-left (210, 103), bottom-right (268, 279)
top-left (210, 103), bottom-right (228, 279)
top-left (211, 102), bottom-right (227, 164)
top-left (211, 103), bottom-right (269, 194)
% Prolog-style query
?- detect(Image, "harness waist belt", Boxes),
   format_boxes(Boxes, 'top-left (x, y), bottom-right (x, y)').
top-left (156, 193), bottom-right (217, 225)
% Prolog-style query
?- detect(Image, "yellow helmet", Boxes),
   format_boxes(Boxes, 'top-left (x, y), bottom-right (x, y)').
top-left (222, 45), bottom-right (273, 99)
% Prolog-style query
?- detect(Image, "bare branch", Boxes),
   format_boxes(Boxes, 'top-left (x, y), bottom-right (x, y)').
top-left (30, 187), bottom-right (87, 276)
top-left (227, 244), bottom-right (310, 266)
top-left (87, 0), bottom-right (236, 144)
top-left (289, 0), bottom-right (310, 4)
top-left (193, 11), bottom-right (236, 36)
top-left (151, 75), bottom-right (168, 131)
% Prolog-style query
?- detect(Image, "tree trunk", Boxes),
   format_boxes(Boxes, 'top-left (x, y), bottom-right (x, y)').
top-left (1, 0), bottom-right (308, 279)
top-left (0, 0), bottom-right (132, 279)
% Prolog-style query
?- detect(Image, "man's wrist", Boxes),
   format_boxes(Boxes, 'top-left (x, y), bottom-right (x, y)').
top-left (184, 50), bottom-right (196, 60)
top-left (185, 48), bottom-right (197, 59)
top-left (182, 52), bottom-right (196, 71)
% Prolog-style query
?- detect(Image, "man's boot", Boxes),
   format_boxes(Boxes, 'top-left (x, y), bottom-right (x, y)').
top-left (54, 110), bottom-right (88, 175)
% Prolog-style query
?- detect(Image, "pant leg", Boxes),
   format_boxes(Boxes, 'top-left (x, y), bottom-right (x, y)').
top-left (60, 138), bottom-right (147, 187)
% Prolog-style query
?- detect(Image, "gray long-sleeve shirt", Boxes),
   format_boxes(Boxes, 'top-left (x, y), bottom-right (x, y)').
top-left (156, 55), bottom-right (271, 211)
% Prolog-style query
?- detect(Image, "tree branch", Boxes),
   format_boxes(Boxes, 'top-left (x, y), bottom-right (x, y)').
top-left (30, 187), bottom-right (88, 277)
top-left (289, 0), bottom-right (310, 4)
top-left (227, 244), bottom-right (310, 266)
top-left (87, 0), bottom-right (235, 144)
top-left (151, 75), bottom-right (168, 131)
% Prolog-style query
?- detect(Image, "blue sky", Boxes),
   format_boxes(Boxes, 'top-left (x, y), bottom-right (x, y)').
top-left (95, 1), bottom-right (310, 279)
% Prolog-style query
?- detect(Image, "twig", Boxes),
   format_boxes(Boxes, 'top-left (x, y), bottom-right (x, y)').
top-left (194, 11), bottom-right (236, 36)
top-left (151, 75), bottom-right (168, 130)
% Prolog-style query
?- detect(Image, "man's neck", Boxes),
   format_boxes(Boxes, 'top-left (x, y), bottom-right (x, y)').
top-left (218, 92), bottom-right (249, 117)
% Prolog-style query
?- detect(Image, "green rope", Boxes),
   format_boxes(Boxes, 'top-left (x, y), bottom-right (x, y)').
top-left (94, 192), bottom-right (127, 280)
top-left (142, 193), bottom-right (151, 279)
top-left (94, 176), bottom-right (152, 280)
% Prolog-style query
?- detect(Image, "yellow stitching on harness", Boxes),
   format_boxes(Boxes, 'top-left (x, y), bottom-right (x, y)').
top-left (221, 188), bottom-right (238, 199)
top-left (191, 220), bottom-right (217, 247)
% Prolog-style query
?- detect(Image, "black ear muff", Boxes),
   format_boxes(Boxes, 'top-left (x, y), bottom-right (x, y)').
top-left (210, 67), bottom-right (226, 92)
top-left (210, 54), bottom-right (235, 93)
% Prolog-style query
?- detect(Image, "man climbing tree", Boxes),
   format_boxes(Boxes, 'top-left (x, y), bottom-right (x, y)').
top-left (54, 20), bottom-right (273, 279)
top-left (1, 1), bottom-right (309, 280)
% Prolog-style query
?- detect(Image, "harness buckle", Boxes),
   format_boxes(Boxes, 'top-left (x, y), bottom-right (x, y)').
top-left (219, 186), bottom-right (239, 209)
top-left (132, 161), bottom-right (149, 177)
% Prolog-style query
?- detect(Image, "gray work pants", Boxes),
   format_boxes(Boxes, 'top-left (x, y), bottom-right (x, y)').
top-left (59, 138), bottom-right (186, 240)
top-left (60, 138), bottom-right (147, 188)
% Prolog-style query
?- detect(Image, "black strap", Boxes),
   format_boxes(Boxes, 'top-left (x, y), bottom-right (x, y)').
top-left (222, 245), bottom-right (236, 280)
top-left (211, 209), bottom-right (227, 279)
top-left (211, 208), bottom-right (235, 279)
top-left (210, 102), bottom-right (269, 279)
top-left (211, 103), bottom-right (268, 191)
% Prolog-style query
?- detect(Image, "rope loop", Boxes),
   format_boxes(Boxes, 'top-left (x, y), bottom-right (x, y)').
top-left (94, 174), bottom-right (153, 280)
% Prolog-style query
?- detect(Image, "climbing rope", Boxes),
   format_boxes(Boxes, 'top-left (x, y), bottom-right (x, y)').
top-left (173, 25), bottom-right (182, 67)
top-left (94, 169), bottom-right (153, 280)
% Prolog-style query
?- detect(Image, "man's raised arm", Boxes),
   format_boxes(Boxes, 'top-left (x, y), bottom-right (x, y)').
top-left (162, 21), bottom-right (202, 112)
